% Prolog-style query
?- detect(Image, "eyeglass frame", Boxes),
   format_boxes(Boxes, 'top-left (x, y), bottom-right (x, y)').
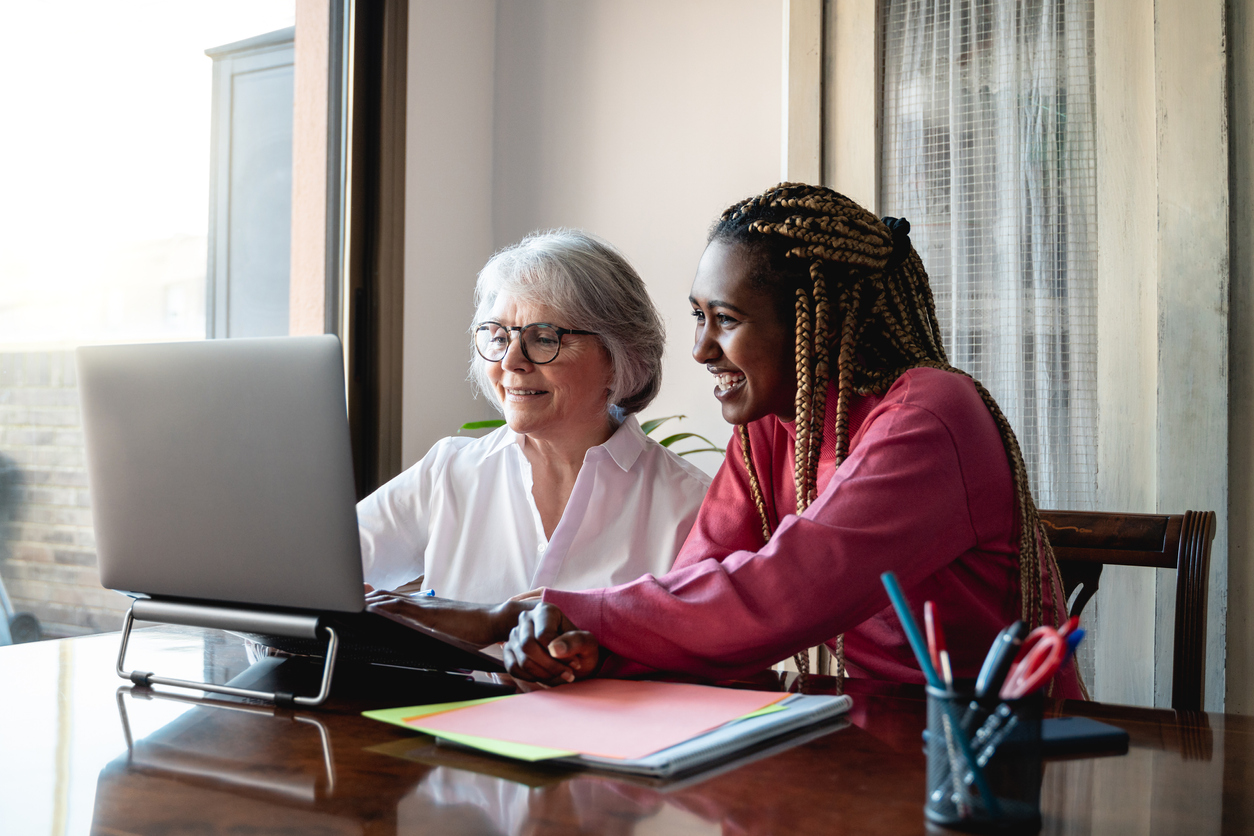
top-left (474, 321), bottom-right (600, 365)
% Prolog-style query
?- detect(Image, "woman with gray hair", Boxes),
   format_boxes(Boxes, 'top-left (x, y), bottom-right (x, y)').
top-left (356, 230), bottom-right (710, 638)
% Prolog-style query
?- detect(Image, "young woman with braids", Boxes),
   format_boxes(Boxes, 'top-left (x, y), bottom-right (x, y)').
top-left (498, 183), bottom-right (1081, 697)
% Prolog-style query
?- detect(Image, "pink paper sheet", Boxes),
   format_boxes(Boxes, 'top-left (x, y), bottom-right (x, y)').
top-left (409, 679), bottom-right (787, 760)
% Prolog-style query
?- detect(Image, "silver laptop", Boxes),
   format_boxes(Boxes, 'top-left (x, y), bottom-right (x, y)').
top-left (77, 336), bottom-right (501, 704)
top-left (78, 335), bottom-right (364, 613)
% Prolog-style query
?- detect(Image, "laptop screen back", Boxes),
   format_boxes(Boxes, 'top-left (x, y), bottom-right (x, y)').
top-left (77, 336), bottom-right (364, 613)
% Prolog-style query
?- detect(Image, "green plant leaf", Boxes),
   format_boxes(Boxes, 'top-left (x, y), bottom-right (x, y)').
top-left (677, 447), bottom-right (726, 457)
top-left (640, 415), bottom-right (685, 436)
top-left (459, 419), bottom-right (507, 432)
top-left (658, 432), bottom-right (724, 449)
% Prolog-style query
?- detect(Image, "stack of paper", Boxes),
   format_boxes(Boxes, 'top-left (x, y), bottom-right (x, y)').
top-left (364, 679), bottom-right (852, 778)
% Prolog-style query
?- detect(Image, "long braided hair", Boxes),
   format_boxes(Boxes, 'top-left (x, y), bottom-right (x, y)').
top-left (713, 183), bottom-right (1067, 684)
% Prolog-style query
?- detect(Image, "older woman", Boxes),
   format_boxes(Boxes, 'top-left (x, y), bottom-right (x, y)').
top-left (357, 230), bottom-right (710, 634)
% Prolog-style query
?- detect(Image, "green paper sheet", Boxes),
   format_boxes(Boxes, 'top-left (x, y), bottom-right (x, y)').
top-left (364, 696), bottom-right (576, 761)
top-left (738, 702), bottom-right (788, 720)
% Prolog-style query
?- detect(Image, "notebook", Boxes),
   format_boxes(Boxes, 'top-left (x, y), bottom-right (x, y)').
top-left (364, 679), bottom-right (854, 778)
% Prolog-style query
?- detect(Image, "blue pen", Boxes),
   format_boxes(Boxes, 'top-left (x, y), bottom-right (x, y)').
top-left (880, 571), bottom-right (942, 687)
top-left (1063, 628), bottom-right (1085, 663)
top-left (881, 571), bottom-right (1001, 816)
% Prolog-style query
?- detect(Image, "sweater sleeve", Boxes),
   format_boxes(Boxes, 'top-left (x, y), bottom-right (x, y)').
top-left (543, 401), bottom-right (983, 681)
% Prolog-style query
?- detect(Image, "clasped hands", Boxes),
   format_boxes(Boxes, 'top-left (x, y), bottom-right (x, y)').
top-left (502, 603), bottom-right (601, 685)
top-left (363, 586), bottom-right (601, 685)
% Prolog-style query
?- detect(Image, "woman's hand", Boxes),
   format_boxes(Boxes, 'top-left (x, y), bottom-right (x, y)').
top-left (503, 603), bottom-right (601, 685)
top-left (365, 590), bottom-right (534, 647)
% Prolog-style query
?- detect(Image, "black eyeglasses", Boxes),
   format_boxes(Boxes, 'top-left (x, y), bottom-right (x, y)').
top-left (474, 321), bottom-right (599, 365)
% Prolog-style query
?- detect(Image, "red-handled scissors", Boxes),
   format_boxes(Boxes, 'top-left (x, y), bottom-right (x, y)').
top-left (998, 625), bottom-right (1066, 699)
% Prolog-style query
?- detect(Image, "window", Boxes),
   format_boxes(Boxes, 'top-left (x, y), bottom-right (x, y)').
top-left (0, 1), bottom-right (346, 643)
top-left (879, 0), bottom-right (1098, 510)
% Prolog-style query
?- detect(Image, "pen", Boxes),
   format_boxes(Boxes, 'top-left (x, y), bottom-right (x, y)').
top-left (880, 572), bottom-right (942, 688)
top-left (924, 601), bottom-right (952, 688)
top-left (1063, 628), bottom-right (1085, 663)
top-left (974, 620), bottom-right (1027, 699)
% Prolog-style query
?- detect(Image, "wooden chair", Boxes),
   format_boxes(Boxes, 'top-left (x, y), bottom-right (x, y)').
top-left (1038, 509), bottom-right (1216, 711)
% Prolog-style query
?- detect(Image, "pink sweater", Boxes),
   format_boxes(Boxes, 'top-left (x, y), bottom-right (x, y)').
top-left (544, 367), bottom-right (1079, 696)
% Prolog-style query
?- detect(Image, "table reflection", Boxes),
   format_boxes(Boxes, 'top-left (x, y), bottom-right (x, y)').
top-left (93, 689), bottom-right (356, 834)
top-left (398, 769), bottom-right (679, 836)
top-left (113, 688), bottom-right (337, 798)
top-left (93, 680), bottom-right (874, 836)
top-left (395, 723), bottom-right (902, 836)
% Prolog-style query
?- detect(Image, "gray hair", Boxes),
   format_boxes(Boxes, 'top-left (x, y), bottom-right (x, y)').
top-left (469, 230), bottom-right (665, 415)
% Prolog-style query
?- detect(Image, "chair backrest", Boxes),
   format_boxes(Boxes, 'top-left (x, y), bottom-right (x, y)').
top-left (1038, 509), bottom-right (1216, 711)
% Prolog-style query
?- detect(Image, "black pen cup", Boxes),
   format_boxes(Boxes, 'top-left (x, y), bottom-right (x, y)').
top-left (924, 686), bottom-right (1043, 834)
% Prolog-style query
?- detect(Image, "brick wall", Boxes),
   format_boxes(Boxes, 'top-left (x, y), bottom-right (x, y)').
top-left (0, 351), bottom-right (129, 638)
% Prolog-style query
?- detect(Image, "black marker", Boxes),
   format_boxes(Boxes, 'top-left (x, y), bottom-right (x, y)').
top-left (974, 620), bottom-right (1028, 698)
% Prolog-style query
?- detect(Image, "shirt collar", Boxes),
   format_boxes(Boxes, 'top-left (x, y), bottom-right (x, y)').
top-left (480, 421), bottom-right (522, 457)
top-left (485, 414), bottom-right (647, 472)
top-left (598, 414), bottom-right (646, 472)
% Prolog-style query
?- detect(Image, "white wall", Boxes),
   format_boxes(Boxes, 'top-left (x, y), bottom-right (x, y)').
top-left (492, 0), bottom-right (783, 470)
top-left (403, 0), bottom-right (784, 471)
top-left (402, 0), bottom-right (498, 467)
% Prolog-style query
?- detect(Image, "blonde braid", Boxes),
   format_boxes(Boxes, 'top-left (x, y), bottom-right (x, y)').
top-left (737, 424), bottom-right (773, 544)
top-left (793, 288), bottom-right (815, 510)
top-left (833, 306), bottom-right (860, 468)
top-left (789, 287), bottom-right (817, 681)
top-left (903, 253), bottom-right (948, 363)
top-left (806, 265), bottom-right (831, 501)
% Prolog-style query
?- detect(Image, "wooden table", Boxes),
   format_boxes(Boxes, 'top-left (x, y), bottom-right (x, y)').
top-left (0, 627), bottom-right (1250, 835)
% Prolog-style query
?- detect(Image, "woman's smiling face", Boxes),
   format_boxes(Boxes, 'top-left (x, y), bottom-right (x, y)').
top-left (484, 294), bottom-right (614, 442)
top-left (690, 240), bottom-right (797, 425)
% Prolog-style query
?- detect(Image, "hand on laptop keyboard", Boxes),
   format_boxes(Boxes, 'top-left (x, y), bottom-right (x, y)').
top-left (364, 589), bottom-right (538, 648)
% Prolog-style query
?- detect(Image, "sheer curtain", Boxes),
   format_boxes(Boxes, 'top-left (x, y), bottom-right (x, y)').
top-left (880, 0), bottom-right (1098, 509)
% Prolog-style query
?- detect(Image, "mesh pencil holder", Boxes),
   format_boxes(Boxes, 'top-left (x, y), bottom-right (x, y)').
top-left (924, 685), bottom-right (1043, 834)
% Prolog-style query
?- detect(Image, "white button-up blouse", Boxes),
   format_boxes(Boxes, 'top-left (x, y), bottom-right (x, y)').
top-left (356, 416), bottom-right (712, 604)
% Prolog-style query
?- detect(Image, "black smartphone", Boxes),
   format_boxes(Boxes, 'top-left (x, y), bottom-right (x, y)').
top-left (1041, 716), bottom-right (1129, 757)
